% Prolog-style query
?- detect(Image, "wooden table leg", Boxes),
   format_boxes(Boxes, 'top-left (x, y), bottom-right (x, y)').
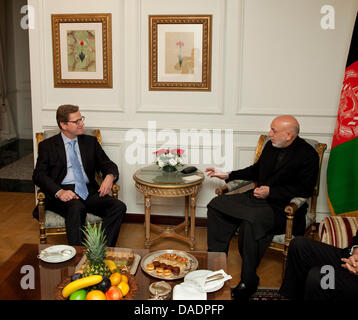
top-left (144, 194), bottom-right (152, 248)
top-left (184, 196), bottom-right (189, 236)
top-left (190, 195), bottom-right (196, 250)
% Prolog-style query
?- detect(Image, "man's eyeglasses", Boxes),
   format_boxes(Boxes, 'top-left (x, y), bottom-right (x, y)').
top-left (67, 116), bottom-right (85, 125)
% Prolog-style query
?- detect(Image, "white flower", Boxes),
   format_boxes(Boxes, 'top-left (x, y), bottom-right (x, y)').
top-left (154, 149), bottom-right (186, 169)
top-left (169, 158), bottom-right (177, 166)
top-left (158, 159), bottom-right (165, 168)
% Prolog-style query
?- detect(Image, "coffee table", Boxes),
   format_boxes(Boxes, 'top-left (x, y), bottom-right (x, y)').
top-left (0, 243), bottom-right (231, 300)
top-left (133, 165), bottom-right (204, 250)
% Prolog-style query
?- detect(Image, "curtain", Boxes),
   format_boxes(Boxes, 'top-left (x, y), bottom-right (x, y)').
top-left (0, 0), bottom-right (7, 131)
top-left (0, 0), bottom-right (16, 140)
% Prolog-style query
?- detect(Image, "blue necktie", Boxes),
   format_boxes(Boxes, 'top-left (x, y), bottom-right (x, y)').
top-left (68, 140), bottom-right (88, 200)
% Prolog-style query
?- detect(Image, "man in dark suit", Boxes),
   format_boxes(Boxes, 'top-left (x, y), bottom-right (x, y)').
top-left (205, 115), bottom-right (319, 300)
top-left (33, 104), bottom-right (126, 246)
top-left (279, 233), bottom-right (358, 300)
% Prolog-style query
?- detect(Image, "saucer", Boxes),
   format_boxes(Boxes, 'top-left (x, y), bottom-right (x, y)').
top-left (38, 245), bottom-right (76, 263)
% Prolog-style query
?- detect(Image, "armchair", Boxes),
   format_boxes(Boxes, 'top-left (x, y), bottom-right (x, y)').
top-left (215, 135), bottom-right (327, 273)
top-left (35, 129), bottom-right (119, 244)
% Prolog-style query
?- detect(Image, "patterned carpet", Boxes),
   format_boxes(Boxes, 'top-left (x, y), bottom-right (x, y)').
top-left (0, 139), bottom-right (35, 193)
top-left (0, 153), bottom-right (34, 180)
top-left (250, 287), bottom-right (287, 301)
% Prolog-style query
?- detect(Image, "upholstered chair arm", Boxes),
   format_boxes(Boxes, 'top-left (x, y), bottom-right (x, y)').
top-left (283, 197), bottom-right (308, 253)
top-left (228, 180), bottom-right (253, 192)
top-left (215, 185), bottom-right (229, 196)
top-left (215, 179), bottom-right (253, 196)
top-left (284, 197), bottom-right (308, 215)
top-left (36, 183), bottom-right (119, 208)
top-left (95, 172), bottom-right (120, 199)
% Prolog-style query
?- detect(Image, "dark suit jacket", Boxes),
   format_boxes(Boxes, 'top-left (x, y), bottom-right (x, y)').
top-left (227, 136), bottom-right (319, 235)
top-left (32, 133), bottom-right (119, 218)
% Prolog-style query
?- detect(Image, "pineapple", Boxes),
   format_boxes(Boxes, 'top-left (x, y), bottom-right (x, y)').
top-left (82, 222), bottom-right (111, 278)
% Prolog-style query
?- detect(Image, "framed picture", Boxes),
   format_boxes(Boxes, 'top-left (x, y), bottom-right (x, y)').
top-left (149, 15), bottom-right (212, 91)
top-left (51, 13), bottom-right (112, 88)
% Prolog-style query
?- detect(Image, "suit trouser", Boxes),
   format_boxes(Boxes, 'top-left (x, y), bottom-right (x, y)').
top-left (207, 195), bottom-right (274, 288)
top-left (47, 184), bottom-right (127, 247)
top-left (279, 236), bottom-right (358, 300)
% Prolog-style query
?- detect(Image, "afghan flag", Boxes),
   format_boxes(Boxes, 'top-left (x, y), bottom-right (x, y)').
top-left (327, 13), bottom-right (358, 216)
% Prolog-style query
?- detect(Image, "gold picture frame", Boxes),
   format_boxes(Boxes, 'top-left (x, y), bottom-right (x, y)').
top-left (149, 15), bottom-right (212, 91)
top-left (51, 13), bottom-right (112, 88)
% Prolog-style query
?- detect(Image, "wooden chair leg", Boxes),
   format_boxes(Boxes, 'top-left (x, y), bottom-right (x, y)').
top-left (309, 224), bottom-right (318, 240)
top-left (37, 191), bottom-right (47, 244)
top-left (39, 222), bottom-right (47, 244)
top-left (282, 249), bottom-right (288, 279)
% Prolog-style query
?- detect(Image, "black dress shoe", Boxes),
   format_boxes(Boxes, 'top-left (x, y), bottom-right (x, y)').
top-left (231, 282), bottom-right (258, 301)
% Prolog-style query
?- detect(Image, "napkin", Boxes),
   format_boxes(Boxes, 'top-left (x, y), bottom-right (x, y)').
top-left (182, 175), bottom-right (202, 182)
top-left (172, 282), bottom-right (207, 300)
top-left (186, 269), bottom-right (232, 291)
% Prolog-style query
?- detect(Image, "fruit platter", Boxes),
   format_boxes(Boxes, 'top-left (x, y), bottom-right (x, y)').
top-left (141, 249), bottom-right (198, 280)
top-left (55, 222), bottom-right (138, 300)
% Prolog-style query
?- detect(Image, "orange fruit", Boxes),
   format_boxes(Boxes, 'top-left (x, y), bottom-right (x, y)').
top-left (105, 286), bottom-right (123, 300)
top-left (109, 272), bottom-right (122, 286)
top-left (117, 281), bottom-right (130, 297)
top-left (86, 290), bottom-right (106, 300)
top-left (120, 274), bottom-right (128, 284)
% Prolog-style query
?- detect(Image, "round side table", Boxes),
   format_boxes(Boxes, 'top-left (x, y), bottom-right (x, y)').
top-left (133, 165), bottom-right (204, 250)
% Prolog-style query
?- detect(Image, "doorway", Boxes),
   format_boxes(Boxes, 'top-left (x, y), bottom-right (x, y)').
top-left (0, 0), bottom-right (34, 193)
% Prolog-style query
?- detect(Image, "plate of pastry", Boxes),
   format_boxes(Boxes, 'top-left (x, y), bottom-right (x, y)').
top-left (141, 249), bottom-right (198, 280)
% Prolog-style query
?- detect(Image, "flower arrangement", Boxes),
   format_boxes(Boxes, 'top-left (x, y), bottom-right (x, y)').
top-left (154, 148), bottom-right (185, 172)
top-left (176, 40), bottom-right (184, 68)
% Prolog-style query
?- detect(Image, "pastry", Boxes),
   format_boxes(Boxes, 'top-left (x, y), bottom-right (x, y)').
top-left (146, 263), bottom-right (154, 272)
top-left (172, 266), bottom-right (180, 275)
top-left (156, 267), bottom-right (164, 275)
top-left (164, 269), bottom-right (172, 277)
top-left (152, 254), bottom-right (188, 274)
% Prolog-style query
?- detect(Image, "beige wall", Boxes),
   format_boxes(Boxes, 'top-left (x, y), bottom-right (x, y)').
top-left (28, 0), bottom-right (358, 221)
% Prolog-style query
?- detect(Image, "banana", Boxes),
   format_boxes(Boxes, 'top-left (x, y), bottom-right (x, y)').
top-left (62, 275), bottom-right (103, 298)
top-left (105, 259), bottom-right (117, 273)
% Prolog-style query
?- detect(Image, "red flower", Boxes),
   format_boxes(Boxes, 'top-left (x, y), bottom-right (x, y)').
top-left (171, 149), bottom-right (185, 156)
top-left (154, 149), bottom-right (169, 155)
top-left (176, 41), bottom-right (184, 47)
top-left (80, 40), bottom-right (84, 46)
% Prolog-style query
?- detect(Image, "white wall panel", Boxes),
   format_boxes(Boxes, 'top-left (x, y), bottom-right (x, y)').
top-left (40, 0), bottom-right (125, 112)
top-left (239, 0), bottom-right (357, 116)
top-left (137, 0), bottom-right (225, 114)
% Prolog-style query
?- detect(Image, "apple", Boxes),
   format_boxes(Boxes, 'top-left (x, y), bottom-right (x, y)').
top-left (105, 286), bottom-right (123, 300)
